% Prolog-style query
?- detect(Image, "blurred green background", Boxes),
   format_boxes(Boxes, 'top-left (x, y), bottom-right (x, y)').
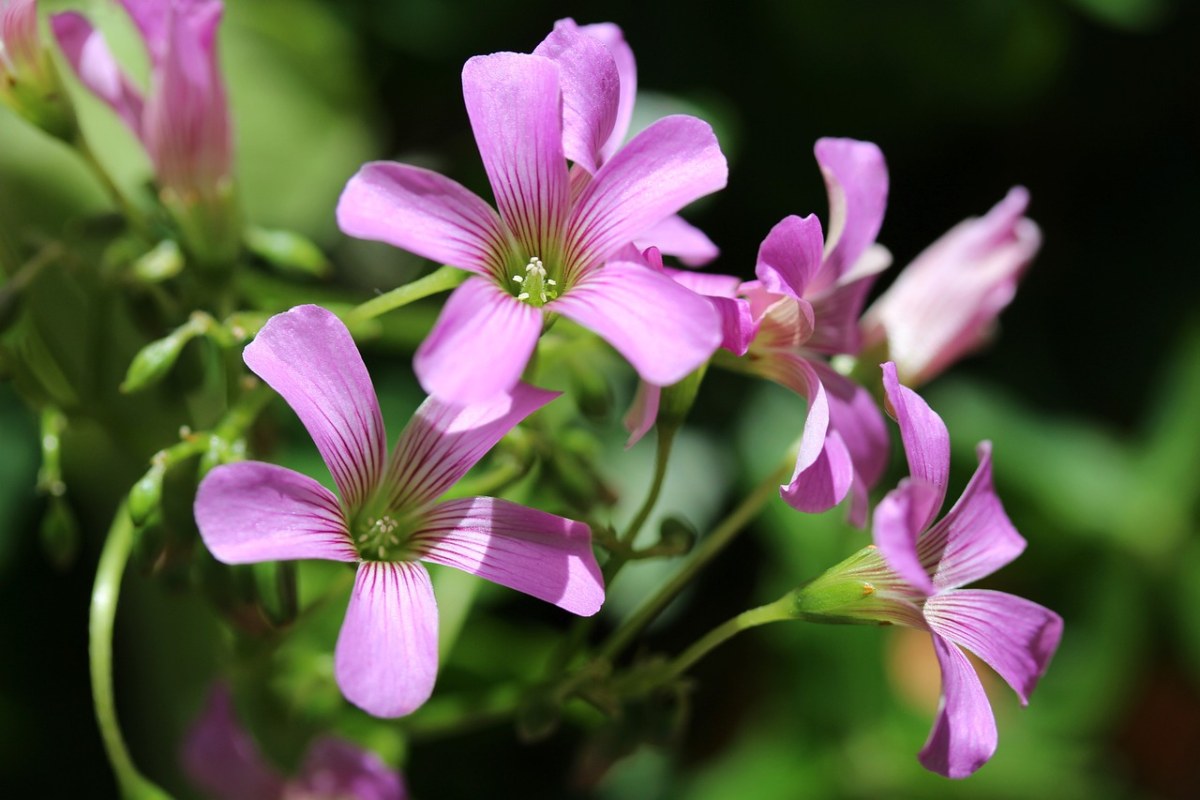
top-left (2, 0), bottom-right (1198, 797)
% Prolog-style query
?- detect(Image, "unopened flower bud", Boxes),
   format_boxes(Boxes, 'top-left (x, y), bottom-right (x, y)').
top-left (121, 323), bottom-right (203, 393)
top-left (656, 363), bottom-right (708, 434)
top-left (245, 226), bottom-right (331, 278)
top-left (128, 462), bottom-right (166, 527)
top-left (131, 240), bottom-right (184, 284)
top-left (656, 515), bottom-right (696, 556)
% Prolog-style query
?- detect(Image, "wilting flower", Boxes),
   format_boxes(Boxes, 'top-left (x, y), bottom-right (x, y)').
top-left (337, 21), bottom-right (725, 405)
top-left (796, 361), bottom-right (1061, 777)
top-left (0, 0), bottom-right (75, 137)
top-left (861, 187), bottom-right (1041, 386)
top-left (182, 684), bottom-right (407, 800)
top-left (52, 0), bottom-right (238, 262)
top-left (195, 305), bottom-right (603, 717)
top-left (731, 139), bottom-right (893, 523)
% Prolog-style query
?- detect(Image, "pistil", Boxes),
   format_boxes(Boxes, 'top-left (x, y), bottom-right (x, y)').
top-left (512, 257), bottom-right (557, 306)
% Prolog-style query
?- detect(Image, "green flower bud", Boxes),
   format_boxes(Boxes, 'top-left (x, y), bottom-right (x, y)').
top-left (130, 240), bottom-right (184, 284)
top-left (128, 463), bottom-right (166, 527)
top-left (245, 226), bottom-right (331, 278)
top-left (120, 324), bottom-right (202, 393)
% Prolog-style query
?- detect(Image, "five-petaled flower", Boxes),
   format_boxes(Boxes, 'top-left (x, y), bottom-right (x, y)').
top-left (182, 683), bottom-right (408, 800)
top-left (809, 361), bottom-right (1062, 777)
top-left (337, 20), bottom-right (726, 405)
top-left (194, 305), bottom-right (604, 717)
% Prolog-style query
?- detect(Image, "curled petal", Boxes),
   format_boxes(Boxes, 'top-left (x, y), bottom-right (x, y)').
top-left (244, 305), bottom-right (386, 510)
top-left (782, 429), bottom-right (854, 515)
top-left (294, 738), bottom-right (408, 800)
top-left (882, 361), bottom-right (949, 530)
top-left (635, 214), bottom-right (719, 266)
top-left (578, 21), bottom-right (637, 163)
top-left (335, 562), bottom-right (439, 718)
top-left (337, 162), bottom-right (509, 279)
top-left (921, 442), bottom-right (1027, 591)
top-left (872, 478), bottom-right (941, 595)
top-left (806, 244), bottom-right (891, 354)
top-left (755, 214), bottom-right (824, 300)
top-left (462, 53), bottom-right (570, 261)
top-left (566, 116), bottom-right (727, 283)
top-left (812, 137), bottom-right (888, 292)
top-left (415, 496), bottom-right (603, 616)
top-left (195, 462), bottom-right (356, 564)
top-left (622, 380), bottom-right (661, 448)
top-left (925, 589), bottom-right (1063, 705)
top-left (386, 382), bottom-right (559, 511)
top-left (413, 277), bottom-right (544, 405)
top-left (51, 12), bottom-right (145, 137)
top-left (533, 19), bottom-right (620, 176)
top-left (551, 261), bottom-right (721, 387)
top-left (180, 685), bottom-right (285, 800)
top-left (919, 634), bottom-right (998, 779)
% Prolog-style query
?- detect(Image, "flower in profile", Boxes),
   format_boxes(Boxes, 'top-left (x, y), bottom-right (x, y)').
top-left (182, 683), bottom-right (407, 800)
top-left (52, 0), bottom-right (239, 262)
top-left (735, 139), bottom-right (893, 523)
top-left (0, 0), bottom-right (76, 138)
top-left (337, 21), bottom-right (725, 405)
top-left (195, 305), bottom-right (604, 717)
top-left (797, 361), bottom-right (1061, 777)
top-left (861, 187), bottom-right (1041, 386)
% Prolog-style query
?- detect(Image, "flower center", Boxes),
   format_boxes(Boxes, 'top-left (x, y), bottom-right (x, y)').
top-left (353, 512), bottom-right (414, 562)
top-left (511, 257), bottom-right (558, 306)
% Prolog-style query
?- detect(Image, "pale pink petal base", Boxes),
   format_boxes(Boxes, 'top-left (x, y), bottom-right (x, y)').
top-left (415, 496), bottom-right (603, 616)
top-left (872, 478), bottom-right (940, 595)
top-left (195, 462), bottom-right (356, 564)
top-left (920, 634), bottom-right (998, 779)
top-left (335, 562), bottom-right (439, 718)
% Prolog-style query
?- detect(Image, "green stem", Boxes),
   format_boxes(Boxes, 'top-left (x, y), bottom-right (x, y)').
top-left (74, 134), bottom-right (147, 232)
top-left (663, 596), bottom-right (794, 681)
top-left (90, 502), bottom-right (174, 799)
top-left (598, 458), bottom-right (792, 662)
top-left (343, 265), bottom-right (466, 326)
top-left (603, 427), bottom-right (676, 584)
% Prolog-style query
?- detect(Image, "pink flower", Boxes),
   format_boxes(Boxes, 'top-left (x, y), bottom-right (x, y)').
top-left (735, 139), bottom-right (893, 523)
top-left (861, 187), bottom-right (1041, 386)
top-left (337, 22), bottom-right (726, 405)
top-left (865, 361), bottom-right (1062, 777)
top-left (182, 684), bottom-right (407, 800)
top-left (0, 0), bottom-right (41, 80)
top-left (194, 305), bottom-right (603, 717)
top-left (52, 0), bottom-right (232, 201)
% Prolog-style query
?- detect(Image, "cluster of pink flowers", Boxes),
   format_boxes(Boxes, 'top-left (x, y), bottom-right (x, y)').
top-left (3, 2), bottom-right (1059, 786)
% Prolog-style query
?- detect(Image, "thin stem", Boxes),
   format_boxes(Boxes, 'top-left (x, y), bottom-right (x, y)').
top-left (603, 428), bottom-right (676, 584)
top-left (90, 502), bottom-right (173, 799)
top-left (74, 134), bottom-right (147, 232)
top-left (343, 265), bottom-right (466, 326)
top-left (663, 596), bottom-right (793, 681)
top-left (598, 458), bottom-right (792, 662)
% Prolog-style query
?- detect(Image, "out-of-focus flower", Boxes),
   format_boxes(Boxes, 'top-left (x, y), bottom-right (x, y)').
top-left (0, 0), bottom-right (76, 138)
top-left (733, 139), bottom-right (893, 524)
top-left (861, 187), bottom-right (1041, 386)
top-left (794, 361), bottom-right (1062, 777)
top-left (52, 0), bottom-right (238, 263)
top-left (195, 305), bottom-right (604, 717)
top-left (337, 21), bottom-right (725, 405)
top-left (182, 684), bottom-right (407, 800)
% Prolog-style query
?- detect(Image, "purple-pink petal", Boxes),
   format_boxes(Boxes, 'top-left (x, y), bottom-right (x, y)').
top-left (919, 633), bottom-right (998, 779)
top-left (181, 684), bottom-right (286, 800)
top-left (335, 561), bottom-right (439, 718)
top-left (921, 442), bottom-right (1028, 591)
top-left (872, 478), bottom-right (941, 595)
top-left (781, 429), bottom-right (854, 515)
top-left (755, 214), bottom-right (825, 300)
top-left (882, 361), bottom-right (949, 530)
top-left (925, 589), bottom-right (1063, 706)
top-left (550, 261), bottom-right (721, 387)
top-left (578, 21), bottom-right (637, 164)
top-left (336, 162), bottom-right (510, 279)
top-left (294, 738), bottom-right (408, 800)
top-left (805, 245), bottom-right (890, 354)
top-left (622, 380), bottom-right (661, 448)
top-left (51, 12), bottom-right (145, 137)
top-left (385, 382), bottom-right (559, 512)
top-left (461, 52), bottom-right (570, 261)
top-left (195, 462), bottom-right (356, 565)
top-left (811, 138), bottom-right (888, 293)
top-left (565, 116), bottom-right (727, 282)
top-left (244, 305), bottom-right (386, 510)
top-left (414, 496), bottom-right (603, 616)
top-left (413, 277), bottom-right (543, 404)
top-left (635, 214), bottom-right (719, 266)
top-left (533, 19), bottom-right (619, 176)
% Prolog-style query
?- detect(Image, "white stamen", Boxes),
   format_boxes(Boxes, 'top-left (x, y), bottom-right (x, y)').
top-left (511, 257), bottom-right (557, 305)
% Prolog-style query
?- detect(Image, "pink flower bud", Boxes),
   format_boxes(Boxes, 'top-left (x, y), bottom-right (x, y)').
top-left (862, 187), bottom-right (1041, 386)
